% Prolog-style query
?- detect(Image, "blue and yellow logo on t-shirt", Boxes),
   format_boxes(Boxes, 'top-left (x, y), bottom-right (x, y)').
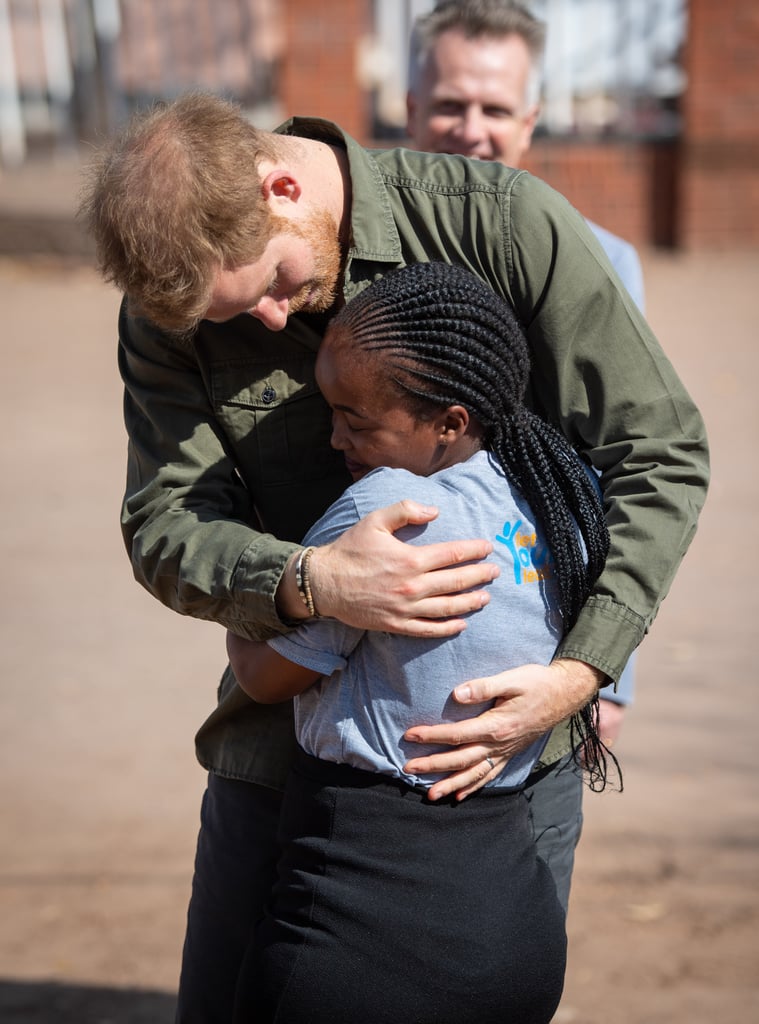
top-left (495, 520), bottom-right (555, 585)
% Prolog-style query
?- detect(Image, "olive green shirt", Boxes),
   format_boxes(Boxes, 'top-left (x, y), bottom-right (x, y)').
top-left (118, 118), bottom-right (709, 787)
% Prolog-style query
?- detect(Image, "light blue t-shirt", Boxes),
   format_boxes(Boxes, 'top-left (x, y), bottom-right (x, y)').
top-left (268, 450), bottom-right (592, 791)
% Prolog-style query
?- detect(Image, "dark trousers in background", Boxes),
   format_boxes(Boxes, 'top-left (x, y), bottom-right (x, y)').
top-left (524, 752), bottom-right (584, 911)
top-left (174, 776), bottom-right (282, 1024)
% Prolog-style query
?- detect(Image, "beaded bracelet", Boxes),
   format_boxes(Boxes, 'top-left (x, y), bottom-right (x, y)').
top-left (294, 545), bottom-right (319, 618)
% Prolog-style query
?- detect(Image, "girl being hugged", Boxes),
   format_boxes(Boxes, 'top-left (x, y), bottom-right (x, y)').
top-left (229, 262), bottom-right (611, 1024)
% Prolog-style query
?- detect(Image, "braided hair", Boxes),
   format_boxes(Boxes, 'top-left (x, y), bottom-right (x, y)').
top-left (331, 262), bottom-right (615, 787)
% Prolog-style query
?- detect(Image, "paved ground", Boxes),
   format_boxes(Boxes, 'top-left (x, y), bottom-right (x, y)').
top-left (0, 238), bottom-right (757, 1022)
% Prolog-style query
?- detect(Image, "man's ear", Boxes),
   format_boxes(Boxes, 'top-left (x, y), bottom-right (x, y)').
top-left (405, 91), bottom-right (417, 138)
top-left (519, 104), bottom-right (541, 155)
top-left (438, 405), bottom-right (470, 443)
top-left (260, 168), bottom-right (302, 206)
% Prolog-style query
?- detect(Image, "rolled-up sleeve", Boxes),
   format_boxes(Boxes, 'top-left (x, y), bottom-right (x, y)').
top-left (119, 302), bottom-right (297, 640)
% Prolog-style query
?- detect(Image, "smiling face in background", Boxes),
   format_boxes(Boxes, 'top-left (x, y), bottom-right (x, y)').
top-left (407, 28), bottom-right (538, 167)
top-left (315, 324), bottom-right (476, 482)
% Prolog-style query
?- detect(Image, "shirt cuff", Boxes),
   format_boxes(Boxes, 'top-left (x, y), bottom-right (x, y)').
top-left (555, 595), bottom-right (645, 684)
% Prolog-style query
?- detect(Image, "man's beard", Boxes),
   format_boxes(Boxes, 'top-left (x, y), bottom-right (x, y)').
top-left (285, 208), bottom-right (343, 316)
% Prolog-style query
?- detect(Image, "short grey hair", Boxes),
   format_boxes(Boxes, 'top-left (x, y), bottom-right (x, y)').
top-left (409, 0), bottom-right (546, 109)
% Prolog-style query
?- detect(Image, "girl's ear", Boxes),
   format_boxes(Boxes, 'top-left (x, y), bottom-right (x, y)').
top-left (438, 405), bottom-right (470, 443)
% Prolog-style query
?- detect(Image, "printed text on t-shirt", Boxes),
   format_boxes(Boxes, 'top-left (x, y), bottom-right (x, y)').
top-left (495, 520), bottom-right (555, 584)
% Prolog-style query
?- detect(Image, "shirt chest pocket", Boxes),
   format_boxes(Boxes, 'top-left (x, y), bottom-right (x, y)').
top-left (210, 358), bottom-right (339, 488)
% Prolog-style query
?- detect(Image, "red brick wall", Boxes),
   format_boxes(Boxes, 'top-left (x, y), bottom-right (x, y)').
top-left (521, 0), bottom-right (759, 251)
top-left (279, 0), bottom-right (371, 139)
top-left (522, 140), bottom-right (677, 249)
top-left (679, 0), bottom-right (759, 248)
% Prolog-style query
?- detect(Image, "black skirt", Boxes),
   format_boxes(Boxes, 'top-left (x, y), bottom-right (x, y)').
top-left (238, 748), bottom-right (566, 1024)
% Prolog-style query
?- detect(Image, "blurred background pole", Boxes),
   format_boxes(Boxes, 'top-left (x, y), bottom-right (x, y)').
top-left (68, 0), bottom-right (122, 144)
top-left (0, 0), bottom-right (25, 167)
top-left (90, 0), bottom-right (124, 133)
top-left (39, 0), bottom-right (75, 153)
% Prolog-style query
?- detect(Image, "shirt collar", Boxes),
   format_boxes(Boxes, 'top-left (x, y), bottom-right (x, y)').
top-left (274, 116), bottom-right (402, 269)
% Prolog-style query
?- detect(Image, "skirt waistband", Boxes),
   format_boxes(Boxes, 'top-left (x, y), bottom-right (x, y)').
top-left (292, 746), bottom-right (515, 802)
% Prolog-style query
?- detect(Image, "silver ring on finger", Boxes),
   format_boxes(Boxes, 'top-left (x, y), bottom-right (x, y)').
top-left (485, 756), bottom-right (496, 771)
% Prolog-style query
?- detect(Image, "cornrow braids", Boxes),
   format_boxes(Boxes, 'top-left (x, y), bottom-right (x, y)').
top-left (332, 262), bottom-right (616, 788)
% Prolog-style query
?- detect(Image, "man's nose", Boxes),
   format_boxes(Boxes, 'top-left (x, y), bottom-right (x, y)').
top-left (248, 295), bottom-right (289, 331)
top-left (457, 106), bottom-right (487, 144)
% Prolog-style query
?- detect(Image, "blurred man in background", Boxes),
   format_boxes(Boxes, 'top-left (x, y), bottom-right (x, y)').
top-left (407, 0), bottom-right (645, 308)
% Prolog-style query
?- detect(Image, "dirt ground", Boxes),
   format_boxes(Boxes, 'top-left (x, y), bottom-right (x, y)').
top-left (1, 249), bottom-right (757, 1023)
